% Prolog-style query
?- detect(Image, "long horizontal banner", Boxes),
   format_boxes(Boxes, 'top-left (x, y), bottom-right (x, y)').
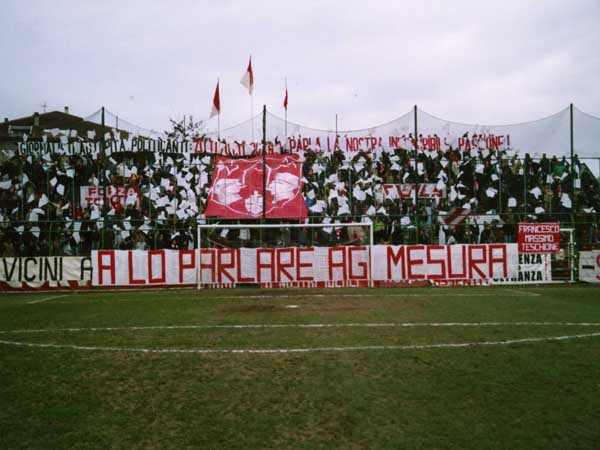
top-left (6, 105), bottom-right (600, 158)
top-left (91, 244), bottom-right (551, 288)
top-left (0, 256), bottom-right (92, 291)
top-left (11, 134), bottom-right (514, 157)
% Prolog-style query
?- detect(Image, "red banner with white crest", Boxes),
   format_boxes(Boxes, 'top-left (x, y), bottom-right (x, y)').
top-left (204, 154), bottom-right (307, 219)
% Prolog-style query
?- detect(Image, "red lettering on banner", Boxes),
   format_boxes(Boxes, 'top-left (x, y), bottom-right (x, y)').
top-left (426, 245), bottom-right (447, 279)
top-left (148, 250), bottom-right (166, 283)
top-left (276, 248), bottom-right (295, 282)
top-left (257, 249), bottom-right (275, 282)
top-left (407, 246), bottom-right (425, 279)
top-left (488, 244), bottom-right (508, 278)
top-left (179, 250), bottom-right (195, 284)
top-left (127, 251), bottom-right (144, 285)
top-left (296, 248), bottom-right (314, 281)
top-left (328, 247), bottom-right (347, 280)
top-left (348, 246), bottom-right (367, 280)
top-left (387, 246), bottom-right (406, 279)
top-left (217, 249), bottom-right (236, 283)
top-left (468, 245), bottom-right (487, 278)
top-left (200, 249), bottom-right (216, 283)
top-left (235, 249), bottom-right (253, 283)
top-left (97, 250), bottom-right (115, 285)
top-left (447, 245), bottom-right (467, 278)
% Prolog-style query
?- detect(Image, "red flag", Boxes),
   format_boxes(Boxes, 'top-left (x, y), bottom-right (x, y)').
top-left (283, 87), bottom-right (288, 110)
top-left (240, 56), bottom-right (254, 95)
top-left (210, 81), bottom-right (220, 118)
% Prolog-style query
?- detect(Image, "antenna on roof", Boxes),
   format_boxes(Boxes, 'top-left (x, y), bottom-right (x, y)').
top-left (40, 101), bottom-right (47, 113)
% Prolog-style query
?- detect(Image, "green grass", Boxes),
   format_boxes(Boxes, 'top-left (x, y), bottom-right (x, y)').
top-left (1, 286), bottom-right (600, 450)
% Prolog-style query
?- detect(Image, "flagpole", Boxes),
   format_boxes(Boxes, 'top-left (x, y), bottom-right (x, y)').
top-left (284, 77), bottom-right (288, 139)
top-left (262, 105), bottom-right (266, 220)
top-left (250, 54), bottom-right (254, 143)
top-left (217, 77), bottom-right (221, 140)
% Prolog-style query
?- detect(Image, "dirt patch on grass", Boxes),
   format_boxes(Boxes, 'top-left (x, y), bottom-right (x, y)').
top-left (225, 304), bottom-right (281, 313)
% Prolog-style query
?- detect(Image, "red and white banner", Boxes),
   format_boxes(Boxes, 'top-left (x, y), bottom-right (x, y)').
top-left (204, 154), bottom-right (307, 219)
top-left (372, 244), bottom-right (550, 285)
top-left (91, 244), bottom-right (551, 288)
top-left (384, 183), bottom-right (446, 199)
top-left (80, 186), bottom-right (141, 208)
top-left (518, 223), bottom-right (560, 254)
top-left (92, 250), bottom-right (197, 287)
top-left (579, 250), bottom-right (600, 283)
top-left (0, 256), bottom-right (92, 291)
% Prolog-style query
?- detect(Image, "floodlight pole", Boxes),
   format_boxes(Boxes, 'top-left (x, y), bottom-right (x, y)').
top-left (101, 106), bottom-right (107, 248)
top-left (570, 103), bottom-right (575, 211)
top-left (414, 105), bottom-right (419, 244)
top-left (262, 105), bottom-right (267, 220)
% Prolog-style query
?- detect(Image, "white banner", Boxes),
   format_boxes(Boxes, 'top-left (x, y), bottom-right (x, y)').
top-left (0, 256), bottom-right (91, 291)
top-left (92, 250), bottom-right (198, 287)
top-left (9, 105), bottom-right (600, 158)
top-left (579, 251), bottom-right (600, 283)
top-left (91, 245), bottom-right (551, 288)
top-left (80, 185), bottom-right (140, 208)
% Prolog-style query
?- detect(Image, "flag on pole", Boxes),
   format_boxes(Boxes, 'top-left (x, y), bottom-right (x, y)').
top-left (240, 56), bottom-right (254, 95)
top-left (210, 80), bottom-right (220, 118)
top-left (283, 82), bottom-right (288, 110)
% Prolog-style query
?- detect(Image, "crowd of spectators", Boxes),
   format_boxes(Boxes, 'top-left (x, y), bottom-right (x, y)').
top-left (1, 141), bottom-right (599, 257)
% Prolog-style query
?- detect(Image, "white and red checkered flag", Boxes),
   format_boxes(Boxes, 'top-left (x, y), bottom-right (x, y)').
top-left (240, 56), bottom-right (254, 95)
top-left (209, 80), bottom-right (220, 118)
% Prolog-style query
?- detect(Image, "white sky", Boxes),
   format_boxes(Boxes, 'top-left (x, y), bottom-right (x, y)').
top-left (1, 0), bottom-right (599, 133)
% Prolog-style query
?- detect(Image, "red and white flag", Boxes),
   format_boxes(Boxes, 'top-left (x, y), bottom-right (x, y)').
top-left (209, 80), bottom-right (220, 118)
top-left (443, 207), bottom-right (468, 225)
top-left (205, 154), bottom-right (307, 219)
top-left (240, 56), bottom-right (254, 95)
top-left (283, 83), bottom-right (288, 110)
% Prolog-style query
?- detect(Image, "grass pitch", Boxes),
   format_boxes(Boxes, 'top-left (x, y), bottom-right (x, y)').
top-left (1, 286), bottom-right (600, 450)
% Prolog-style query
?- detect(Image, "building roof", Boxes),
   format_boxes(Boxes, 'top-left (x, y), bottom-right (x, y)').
top-left (0, 110), bottom-right (127, 141)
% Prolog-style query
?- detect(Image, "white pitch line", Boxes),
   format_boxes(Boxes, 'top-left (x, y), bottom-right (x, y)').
top-left (43, 291), bottom-right (545, 303)
top-left (2, 322), bottom-right (600, 334)
top-left (27, 294), bottom-right (70, 304)
top-left (1, 332), bottom-right (600, 354)
top-left (503, 288), bottom-right (542, 297)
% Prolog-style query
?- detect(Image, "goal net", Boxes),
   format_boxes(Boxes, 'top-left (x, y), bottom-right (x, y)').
top-left (196, 221), bottom-right (374, 289)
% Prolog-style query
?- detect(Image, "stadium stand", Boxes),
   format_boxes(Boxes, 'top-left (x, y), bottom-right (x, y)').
top-left (1, 118), bottom-right (599, 257)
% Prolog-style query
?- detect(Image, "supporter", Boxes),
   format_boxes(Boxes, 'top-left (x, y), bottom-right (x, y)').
top-left (1, 140), bottom-right (599, 257)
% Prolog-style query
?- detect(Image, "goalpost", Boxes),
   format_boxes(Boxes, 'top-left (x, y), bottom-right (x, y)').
top-left (196, 221), bottom-right (374, 289)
